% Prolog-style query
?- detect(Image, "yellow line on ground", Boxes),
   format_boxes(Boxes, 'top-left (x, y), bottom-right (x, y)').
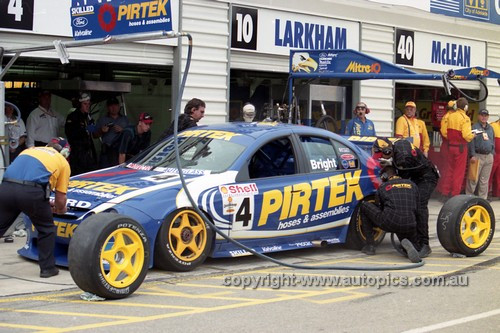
top-left (176, 282), bottom-right (312, 293)
top-left (29, 288), bottom-right (370, 332)
top-left (0, 323), bottom-right (56, 330)
top-left (140, 286), bottom-right (235, 298)
top-left (0, 307), bottom-right (133, 319)
top-left (136, 290), bottom-right (258, 302)
top-left (305, 291), bottom-right (370, 304)
top-left (28, 297), bottom-right (203, 311)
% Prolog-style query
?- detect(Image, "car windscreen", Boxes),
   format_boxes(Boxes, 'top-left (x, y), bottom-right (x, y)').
top-left (130, 136), bottom-right (246, 173)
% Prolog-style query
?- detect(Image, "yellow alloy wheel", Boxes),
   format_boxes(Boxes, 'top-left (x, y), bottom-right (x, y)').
top-left (100, 228), bottom-right (146, 288)
top-left (168, 210), bottom-right (208, 262)
top-left (460, 205), bottom-right (491, 249)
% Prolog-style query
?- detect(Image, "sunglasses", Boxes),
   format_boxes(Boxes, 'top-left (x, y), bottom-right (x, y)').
top-left (356, 106), bottom-right (366, 110)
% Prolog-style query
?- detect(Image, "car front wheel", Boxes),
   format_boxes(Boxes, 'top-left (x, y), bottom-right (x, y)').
top-left (68, 213), bottom-right (149, 299)
top-left (154, 208), bottom-right (213, 272)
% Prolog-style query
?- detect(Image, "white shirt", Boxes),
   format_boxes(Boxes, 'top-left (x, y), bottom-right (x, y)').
top-left (5, 115), bottom-right (27, 149)
top-left (26, 106), bottom-right (65, 147)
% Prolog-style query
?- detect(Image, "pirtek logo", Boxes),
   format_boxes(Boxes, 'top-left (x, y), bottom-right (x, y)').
top-left (117, 0), bottom-right (168, 20)
top-left (345, 61), bottom-right (381, 74)
top-left (258, 170), bottom-right (363, 226)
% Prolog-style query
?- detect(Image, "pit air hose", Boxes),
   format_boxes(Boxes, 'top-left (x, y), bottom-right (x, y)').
top-left (171, 33), bottom-right (423, 271)
top-left (444, 69), bottom-right (489, 103)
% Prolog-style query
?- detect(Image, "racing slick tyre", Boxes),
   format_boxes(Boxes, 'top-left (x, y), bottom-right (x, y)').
top-left (315, 115), bottom-right (338, 133)
top-left (154, 208), bottom-right (213, 272)
top-left (346, 196), bottom-right (385, 250)
top-left (437, 195), bottom-right (495, 257)
top-left (68, 213), bottom-right (149, 299)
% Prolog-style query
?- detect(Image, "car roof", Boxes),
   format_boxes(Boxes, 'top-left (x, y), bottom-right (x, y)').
top-left (193, 121), bottom-right (335, 140)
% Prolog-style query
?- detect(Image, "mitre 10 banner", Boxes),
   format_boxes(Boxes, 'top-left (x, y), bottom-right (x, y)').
top-left (70, 0), bottom-right (173, 40)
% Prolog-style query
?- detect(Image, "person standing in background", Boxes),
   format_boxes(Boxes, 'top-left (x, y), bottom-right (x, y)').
top-left (395, 101), bottom-right (430, 157)
top-left (4, 103), bottom-right (27, 162)
top-left (26, 90), bottom-right (65, 147)
top-left (489, 116), bottom-right (500, 199)
top-left (94, 97), bottom-right (130, 168)
top-left (159, 98), bottom-right (205, 140)
top-left (439, 97), bottom-right (476, 199)
top-left (65, 92), bottom-right (98, 175)
top-left (436, 100), bottom-right (456, 199)
top-left (345, 102), bottom-right (376, 136)
top-left (236, 103), bottom-right (256, 122)
top-left (118, 113), bottom-right (153, 164)
top-left (466, 109), bottom-right (495, 199)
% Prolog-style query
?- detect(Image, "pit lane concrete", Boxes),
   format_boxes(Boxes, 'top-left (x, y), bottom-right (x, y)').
top-left (0, 198), bottom-right (499, 332)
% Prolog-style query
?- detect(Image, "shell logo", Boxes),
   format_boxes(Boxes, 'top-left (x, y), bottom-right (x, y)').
top-left (220, 186), bottom-right (228, 194)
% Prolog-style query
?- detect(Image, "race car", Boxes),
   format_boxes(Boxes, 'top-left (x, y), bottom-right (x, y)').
top-left (20, 122), bottom-right (385, 298)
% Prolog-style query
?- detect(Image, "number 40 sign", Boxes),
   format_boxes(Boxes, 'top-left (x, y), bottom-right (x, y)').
top-left (0, 0), bottom-right (34, 31)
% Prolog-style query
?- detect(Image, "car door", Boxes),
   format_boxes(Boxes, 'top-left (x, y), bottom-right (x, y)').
top-left (296, 134), bottom-right (365, 239)
top-left (227, 135), bottom-right (312, 240)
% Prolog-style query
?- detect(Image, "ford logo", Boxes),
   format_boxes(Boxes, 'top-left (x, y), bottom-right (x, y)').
top-left (73, 17), bottom-right (88, 28)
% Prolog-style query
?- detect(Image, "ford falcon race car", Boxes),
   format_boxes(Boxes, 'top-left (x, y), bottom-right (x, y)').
top-left (20, 122), bottom-right (386, 298)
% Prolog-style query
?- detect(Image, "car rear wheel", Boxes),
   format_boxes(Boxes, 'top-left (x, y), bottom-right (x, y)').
top-left (68, 213), bottom-right (149, 299)
top-left (346, 196), bottom-right (385, 250)
top-left (154, 208), bottom-right (213, 272)
top-left (437, 195), bottom-right (495, 257)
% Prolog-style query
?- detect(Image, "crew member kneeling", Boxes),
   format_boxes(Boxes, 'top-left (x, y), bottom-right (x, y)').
top-left (360, 166), bottom-right (422, 263)
top-left (0, 138), bottom-right (71, 278)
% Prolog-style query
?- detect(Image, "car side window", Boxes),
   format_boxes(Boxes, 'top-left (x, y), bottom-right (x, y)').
top-left (248, 137), bottom-right (296, 178)
top-left (299, 136), bottom-right (340, 173)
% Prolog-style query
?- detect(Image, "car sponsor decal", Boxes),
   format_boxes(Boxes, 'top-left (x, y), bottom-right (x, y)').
top-left (179, 129), bottom-right (241, 141)
top-left (68, 180), bottom-right (138, 196)
top-left (340, 153), bottom-right (355, 160)
top-left (126, 163), bottom-right (153, 171)
top-left (309, 158), bottom-right (337, 171)
top-left (219, 183), bottom-right (259, 230)
top-left (258, 170), bottom-right (363, 230)
top-left (155, 167), bottom-right (209, 175)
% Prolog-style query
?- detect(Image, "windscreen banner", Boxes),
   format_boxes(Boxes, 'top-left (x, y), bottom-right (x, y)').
top-left (70, 0), bottom-right (173, 40)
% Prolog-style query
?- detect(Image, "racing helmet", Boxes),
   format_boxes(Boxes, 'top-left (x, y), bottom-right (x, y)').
top-left (47, 137), bottom-right (71, 159)
top-left (372, 137), bottom-right (393, 158)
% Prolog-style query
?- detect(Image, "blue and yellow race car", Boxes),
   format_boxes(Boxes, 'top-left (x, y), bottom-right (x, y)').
top-left (20, 122), bottom-right (384, 298)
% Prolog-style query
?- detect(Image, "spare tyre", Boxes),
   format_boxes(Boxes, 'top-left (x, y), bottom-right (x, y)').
top-left (437, 195), bottom-right (495, 257)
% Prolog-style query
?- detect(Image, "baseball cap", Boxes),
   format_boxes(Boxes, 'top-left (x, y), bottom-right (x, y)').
top-left (478, 109), bottom-right (489, 116)
top-left (405, 101), bottom-right (416, 108)
top-left (447, 100), bottom-right (456, 109)
top-left (79, 92), bottom-right (91, 102)
top-left (106, 97), bottom-right (120, 106)
top-left (242, 103), bottom-right (255, 115)
top-left (48, 137), bottom-right (71, 159)
top-left (139, 112), bottom-right (153, 124)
